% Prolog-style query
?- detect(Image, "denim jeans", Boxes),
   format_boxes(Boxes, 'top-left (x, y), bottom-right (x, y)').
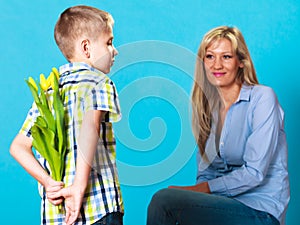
top-left (92, 212), bottom-right (123, 225)
top-left (147, 188), bottom-right (279, 225)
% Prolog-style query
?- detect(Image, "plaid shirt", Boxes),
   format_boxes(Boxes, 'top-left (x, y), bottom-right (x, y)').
top-left (20, 62), bottom-right (123, 225)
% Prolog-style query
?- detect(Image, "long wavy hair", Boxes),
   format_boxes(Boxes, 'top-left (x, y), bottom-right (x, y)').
top-left (191, 26), bottom-right (258, 158)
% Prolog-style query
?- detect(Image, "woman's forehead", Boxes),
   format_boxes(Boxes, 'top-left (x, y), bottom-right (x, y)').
top-left (206, 38), bottom-right (233, 52)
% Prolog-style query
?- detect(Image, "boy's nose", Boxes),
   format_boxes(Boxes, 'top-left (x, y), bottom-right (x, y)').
top-left (113, 47), bottom-right (118, 56)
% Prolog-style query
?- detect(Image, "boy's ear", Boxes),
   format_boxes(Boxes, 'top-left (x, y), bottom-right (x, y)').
top-left (81, 39), bottom-right (90, 58)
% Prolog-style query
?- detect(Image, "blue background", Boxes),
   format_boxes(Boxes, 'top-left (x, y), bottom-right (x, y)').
top-left (1, 0), bottom-right (299, 224)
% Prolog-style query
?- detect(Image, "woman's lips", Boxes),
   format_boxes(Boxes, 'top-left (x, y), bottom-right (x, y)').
top-left (212, 72), bottom-right (225, 77)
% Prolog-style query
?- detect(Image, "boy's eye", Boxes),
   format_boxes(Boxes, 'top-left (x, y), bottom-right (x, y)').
top-left (107, 39), bottom-right (113, 46)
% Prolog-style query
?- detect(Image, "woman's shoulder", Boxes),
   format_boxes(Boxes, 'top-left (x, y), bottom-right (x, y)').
top-left (250, 84), bottom-right (277, 99)
top-left (251, 84), bottom-right (274, 93)
top-left (248, 84), bottom-right (279, 106)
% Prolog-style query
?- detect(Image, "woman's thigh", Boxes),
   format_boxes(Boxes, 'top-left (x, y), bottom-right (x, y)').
top-left (147, 188), bottom-right (278, 225)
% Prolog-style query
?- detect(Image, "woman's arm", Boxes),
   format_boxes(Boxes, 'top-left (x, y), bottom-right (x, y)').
top-left (169, 182), bottom-right (211, 193)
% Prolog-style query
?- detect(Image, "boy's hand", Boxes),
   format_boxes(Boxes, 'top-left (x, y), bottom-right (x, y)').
top-left (59, 185), bottom-right (85, 225)
top-left (44, 177), bottom-right (64, 205)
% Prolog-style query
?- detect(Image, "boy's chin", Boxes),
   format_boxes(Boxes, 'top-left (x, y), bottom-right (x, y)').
top-left (97, 67), bottom-right (110, 74)
top-left (101, 68), bottom-right (110, 74)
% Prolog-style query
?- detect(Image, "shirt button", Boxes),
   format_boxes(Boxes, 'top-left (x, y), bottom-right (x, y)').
top-left (220, 142), bottom-right (224, 147)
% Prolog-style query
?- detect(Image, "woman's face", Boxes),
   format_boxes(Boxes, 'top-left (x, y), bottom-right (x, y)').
top-left (204, 38), bottom-right (243, 89)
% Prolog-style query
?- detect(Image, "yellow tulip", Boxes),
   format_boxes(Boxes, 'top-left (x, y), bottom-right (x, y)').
top-left (47, 72), bottom-right (55, 90)
top-left (52, 67), bottom-right (60, 80)
top-left (25, 66), bottom-right (66, 185)
top-left (40, 73), bottom-right (50, 91)
top-left (28, 77), bottom-right (38, 91)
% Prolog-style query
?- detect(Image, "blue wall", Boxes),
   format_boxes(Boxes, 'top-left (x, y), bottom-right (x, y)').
top-left (1, 0), bottom-right (299, 224)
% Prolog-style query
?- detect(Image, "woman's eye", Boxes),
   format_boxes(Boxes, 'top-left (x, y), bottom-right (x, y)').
top-left (223, 55), bottom-right (233, 59)
top-left (205, 54), bottom-right (214, 59)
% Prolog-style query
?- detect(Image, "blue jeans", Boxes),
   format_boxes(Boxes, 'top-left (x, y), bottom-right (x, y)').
top-left (92, 212), bottom-right (123, 225)
top-left (147, 188), bottom-right (279, 225)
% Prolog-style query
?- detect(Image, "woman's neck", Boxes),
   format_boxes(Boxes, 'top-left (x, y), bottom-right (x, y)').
top-left (218, 82), bottom-right (242, 110)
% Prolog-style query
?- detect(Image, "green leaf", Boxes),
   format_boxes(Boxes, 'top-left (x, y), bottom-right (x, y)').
top-left (35, 116), bottom-right (47, 128)
top-left (31, 125), bottom-right (61, 181)
top-left (36, 103), bottom-right (56, 133)
top-left (25, 79), bottom-right (40, 105)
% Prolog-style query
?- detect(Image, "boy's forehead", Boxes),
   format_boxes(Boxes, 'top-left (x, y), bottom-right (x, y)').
top-left (102, 29), bottom-right (114, 39)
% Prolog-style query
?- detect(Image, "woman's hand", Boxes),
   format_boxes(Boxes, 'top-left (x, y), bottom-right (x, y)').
top-left (169, 182), bottom-right (211, 193)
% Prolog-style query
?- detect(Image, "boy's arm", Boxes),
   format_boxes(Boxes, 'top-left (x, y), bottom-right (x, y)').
top-left (57, 110), bottom-right (103, 225)
top-left (10, 133), bottom-right (64, 205)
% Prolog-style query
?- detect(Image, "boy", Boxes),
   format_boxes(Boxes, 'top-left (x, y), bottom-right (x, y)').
top-left (10, 5), bottom-right (123, 225)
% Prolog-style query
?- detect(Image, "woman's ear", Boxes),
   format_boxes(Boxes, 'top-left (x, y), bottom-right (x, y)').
top-left (239, 61), bottom-right (244, 68)
top-left (81, 39), bottom-right (90, 58)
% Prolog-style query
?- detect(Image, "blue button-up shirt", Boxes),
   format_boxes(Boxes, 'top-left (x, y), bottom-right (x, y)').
top-left (196, 84), bottom-right (290, 225)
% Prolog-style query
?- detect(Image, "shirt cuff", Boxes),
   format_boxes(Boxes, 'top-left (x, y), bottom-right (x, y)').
top-left (208, 177), bottom-right (228, 196)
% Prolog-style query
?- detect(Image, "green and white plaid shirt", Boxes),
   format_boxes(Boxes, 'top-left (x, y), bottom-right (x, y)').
top-left (20, 62), bottom-right (123, 225)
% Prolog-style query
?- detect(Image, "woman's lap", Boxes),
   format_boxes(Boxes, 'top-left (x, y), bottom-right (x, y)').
top-left (147, 188), bottom-right (279, 225)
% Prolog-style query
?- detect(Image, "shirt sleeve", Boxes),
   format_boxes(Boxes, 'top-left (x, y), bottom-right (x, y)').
top-left (208, 87), bottom-right (284, 196)
top-left (84, 78), bottom-right (121, 122)
top-left (19, 102), bottom-right (40, 138)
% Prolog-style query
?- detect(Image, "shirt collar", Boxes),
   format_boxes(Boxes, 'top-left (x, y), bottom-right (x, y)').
top-left (236, 83), bottom-right (253, 102)
top-left (59, 62), bottom-right (100, 77)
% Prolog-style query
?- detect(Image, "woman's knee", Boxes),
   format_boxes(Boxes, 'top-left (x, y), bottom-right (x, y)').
top-left (149, 188), bottom-right (170, 207)
top-left (148, 188), bottom-right (178, 211)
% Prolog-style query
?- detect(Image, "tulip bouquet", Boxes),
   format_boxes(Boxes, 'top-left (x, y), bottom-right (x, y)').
top-left (25, 68), bottom-right (66, 182)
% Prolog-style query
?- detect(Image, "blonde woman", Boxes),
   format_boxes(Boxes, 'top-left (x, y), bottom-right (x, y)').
top-left (147, 26), bottom-right (289, 225)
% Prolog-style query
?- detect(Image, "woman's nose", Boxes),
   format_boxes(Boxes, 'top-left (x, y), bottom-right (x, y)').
top-left (213, 57), bottom-right (223, 69)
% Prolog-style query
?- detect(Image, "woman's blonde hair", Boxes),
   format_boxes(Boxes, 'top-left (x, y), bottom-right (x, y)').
top-left (54, 5), bottom-right (114, 61)
top-left (191, 26), bottom-right (258, 157)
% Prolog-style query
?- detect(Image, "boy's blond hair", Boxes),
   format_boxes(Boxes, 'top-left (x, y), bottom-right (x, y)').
top-left (54, 5), bottom-right (114, 61)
